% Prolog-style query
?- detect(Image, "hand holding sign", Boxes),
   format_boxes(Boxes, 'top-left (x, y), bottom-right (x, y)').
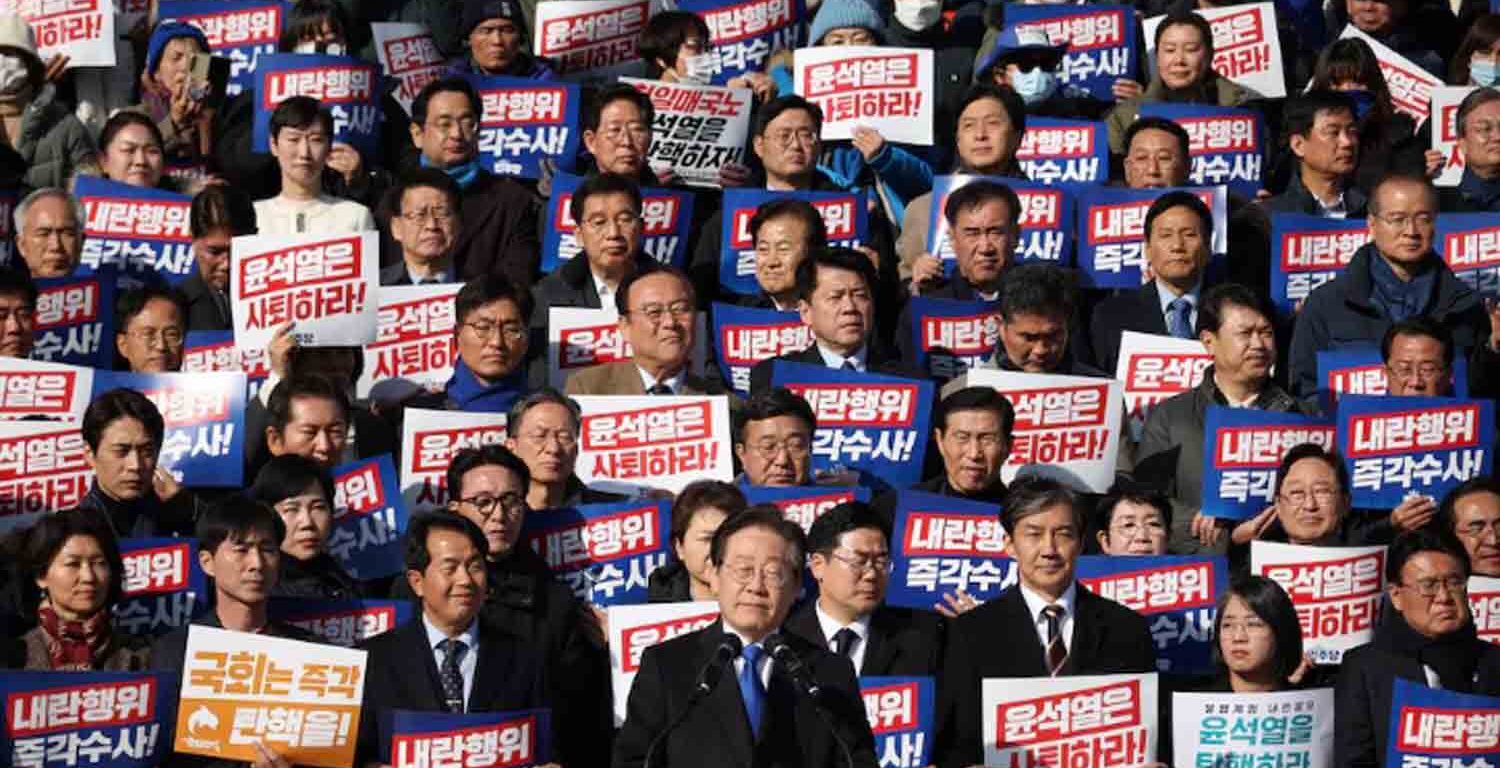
top-left (1391, 494), bottom-right (1438, 533)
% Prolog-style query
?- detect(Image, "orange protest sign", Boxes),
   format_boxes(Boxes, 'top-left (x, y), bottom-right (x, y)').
top-left (174, 625), bottom-right (367, 768)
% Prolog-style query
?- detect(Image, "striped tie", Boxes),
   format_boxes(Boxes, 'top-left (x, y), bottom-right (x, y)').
top-left (1041, 605), bottom-right (1067, 676)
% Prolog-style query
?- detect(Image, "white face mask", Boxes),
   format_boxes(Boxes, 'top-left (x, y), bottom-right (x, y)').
top-left (0, 54), bottom-right (30, 96)
top-left (293, 41), bottom-right (345, 56)
top-left (894, 0), bottom-right (943, 31)
top-left (680, 53), bottom-right (714, 85)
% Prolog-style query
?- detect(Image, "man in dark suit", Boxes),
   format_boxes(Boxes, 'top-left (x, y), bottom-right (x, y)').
top-left (748, 248), bottom-right (917, 396)
top-left (740, 199), bottom-right (826, 311)
top-left (565, 267), bottom-right (725, 396)
top-left (505, 389), bottom-right (628, 510)
top-left (359, 511), bottom-right (559, 767)
top-left (614, 507), bottom-right (879, 768)
top-left (932, 478), bottom-right (1156, 768)
top-left (734, 387), bottom-right (817, 487)
top-left (1088, 191), bottom-right (1217, 375)
top-left (787, 501), bottom-right (943, 676)
top-left (1337, 529), bottom-right (1500, 768)
top-left (1439, 88), bottom-right (1500, 213)
top-left (407, 77), bottom-right (541, 288)
top-left (986, 262), bottom-right (1107, 377)
top-left (380, 168), bottom-right (462, 286)
top-left (182, 186), bottom-right (253, 332)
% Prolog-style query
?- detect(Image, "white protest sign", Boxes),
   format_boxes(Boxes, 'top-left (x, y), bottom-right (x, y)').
top-left (982, 673), bottom-right (1159, 767)
top-left (399, 408), bottom-right (508, 514)
top-left (0, 419), bottom-right (90, 517)
top-left (534, 0), bottom-right (651, 80)
top-left (623, 77), bottom-right (754, 188)
top-left (2, 0), bottom-right (117, 67)
top-left (1339, 25), bottom-right (1440, 127)
top-left (548, 307), bottom-right (707, 390)
top-left (371, 22), bottom-right (446, 116)
top-left (1432, 86), bottom-right (1478, 187)
top-left (0, 355), bottom-right (93, 421)
top-left (1114, 331), bottom-right (1211, 440)
top-left (607, 601), bottom-right (720, 726)
top-left (573, 394), bottom-right (734, 494)
top-left (944, 369), bottom-right (1123, 493)
top-left (1469, 575), bottom-right (1500, 646)
top-left (1172, 688), bottom-right (1334, 768)
top-left (358, 283), bottom-right (461, 403)
top-left (793, 46), bottom-right (935, 145)
top-left (231, 230), bottom-right (379, 349)
top-left (1144, 3), bottom-right (1285, 99)
top-left (1251, 541), bottom-right (1386, 664)
top-left (175, 626), bottom-right (367, 768)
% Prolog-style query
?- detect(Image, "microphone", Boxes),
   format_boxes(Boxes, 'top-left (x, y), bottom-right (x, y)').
top-left (644, 633), bottom-right (743, 768)
top-left (764, 634), bottom-right (854, 768)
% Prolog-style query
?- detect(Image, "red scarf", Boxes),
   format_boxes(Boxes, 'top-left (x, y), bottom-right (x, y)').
top-left (38, 604), bottom-right (112, 670)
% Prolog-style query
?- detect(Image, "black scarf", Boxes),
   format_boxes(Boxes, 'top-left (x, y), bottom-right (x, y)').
top-left (1376, 610), bottom-right (1485, 692)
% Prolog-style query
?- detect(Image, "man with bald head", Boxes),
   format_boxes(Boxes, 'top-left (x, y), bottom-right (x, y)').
top-left (1289, 173), bottom-right (1498, 399)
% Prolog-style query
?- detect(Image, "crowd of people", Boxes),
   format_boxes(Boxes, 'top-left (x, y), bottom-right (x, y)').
top-left (1, 0), bottom-right (1500, 767)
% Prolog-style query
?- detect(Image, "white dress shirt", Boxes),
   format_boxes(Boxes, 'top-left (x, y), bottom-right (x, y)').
top-left (1155, 279), bottom-right (1202, 332)
top-left (816, 342), bottom-right (868, 372)
top-left (422, 613), bottom-right (480, 707)
top-left (814, 601), bottom-right (872, 673)
top-left (1018, 581), bottom-right (1077, 656)
top-left (725, 626), bottom-right (774, 689)
top-left (637, 365), bottom-right (685, 394)
top-left (593, 271), bottom-right (618, 306)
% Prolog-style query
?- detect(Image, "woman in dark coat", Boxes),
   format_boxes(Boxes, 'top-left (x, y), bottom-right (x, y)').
top-left (250, 454), bottom-right (362, 600)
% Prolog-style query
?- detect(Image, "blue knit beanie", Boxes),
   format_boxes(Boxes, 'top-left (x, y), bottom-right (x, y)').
top-left (808, 0), bottom-right (885, 46)
top-left (146, 21), bottom-right (210, 76)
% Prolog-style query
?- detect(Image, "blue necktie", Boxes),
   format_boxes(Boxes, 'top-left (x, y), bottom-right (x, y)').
top-left (738, 644), bottom-right (767, 738)
top-left (1167, 297), bottom-right (1193, 339)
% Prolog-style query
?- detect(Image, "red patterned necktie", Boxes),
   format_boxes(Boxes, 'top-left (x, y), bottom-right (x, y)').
top-left (1041, 605), bottom-right (1067, 676)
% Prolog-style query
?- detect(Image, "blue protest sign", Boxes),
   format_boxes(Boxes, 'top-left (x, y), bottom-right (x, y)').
top-left (859, 676), bottom-right (935, 768)
top-left (182, 330), bottom-right (272, 404)
top-left (1386, 678), bottom-right (1500, 767)
top-left (115, 537), bottom-right (206, 637)
top-left (467, 75), bottom-right (581, 180)
top-left (76, 177), bottom-right (194, 287)
top-left (271, 598), bottom-right (415, 647)
top-left (329, 454), bottom-right (408, 580)
top-left (1269, 213), bottom-right (1369, 316)
top-left (1, 670), bottom-right (180, 768)
top-left (771, 361), bottom-right (932, 491)
top-left (541, 173), bottom-right (696, 273)
top-left (1438, 212), bottom-right (1500, 298)
top-left (1201, 407), bottom-right (1337, 521)
top-left (1137, 103), bottom-right (1265, 198)
top-left (32, 270), bottom-right (115, 368)
top-left (905, 297), bottom-right (1001, 381)
top-left (927, 176), bottom-right (1075, 270)
top-left (886, 490), bottom-right (1011, 610)
top-left (252, 53), bottom-right (381, 156)
top-left (92, 371), bottom-right (247, 487)
top-left (1076, 185), bottom-right (1227, 288)
top-left (1004, 5), bottom-right (1137, 100)
top-left (1077, 555), bottom-right (1227, 674)
top-left (719, 188), bottom-right (867, 296)
top-left (522, 498), bottom-right (671, 606)
top-left (1317, 346), bottom-right (1470, 414)
top-left (710, 302), bottom-right (811, 396)
top-left (158, 1), bottom-right (288, 96)
top-left (742, 485), bottom-right (870, 533)
top-left (677, 0), bottom-right (805, 84)
top-left (1015, 118), bottom-right (1109, 190)
top-left (384, 709), bottom-right (552, 767)
top-left (1337, 394), bottom-right (1496, 509)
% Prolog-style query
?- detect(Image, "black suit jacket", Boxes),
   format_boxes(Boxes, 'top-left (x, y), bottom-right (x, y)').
top-left (932, 585), bottom-right (1156, 768)
top-left (1086, 282), bottom-right (1172, 375)
top-left (783, 602), bottom-right (944, 677)
top-left (179, 272), bottom-right (232, 332)
top-left (1335, 639), bottom-right (1500, 768)
top-left (747, 343), bottom-right (921, 397)
top-left (357, 616), bottom-right (551, 767)
top-left (613, 621), bottom-right (879, 768)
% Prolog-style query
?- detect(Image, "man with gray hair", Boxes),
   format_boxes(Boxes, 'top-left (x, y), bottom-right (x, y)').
top-left (13, 187), bottom-right (85, 279)
top-left (504, 388), bottom-right (626, 510)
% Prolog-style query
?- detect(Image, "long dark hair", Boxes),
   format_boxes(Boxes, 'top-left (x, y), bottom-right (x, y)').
top-left (1212, 575), bottom-right (1304, 684)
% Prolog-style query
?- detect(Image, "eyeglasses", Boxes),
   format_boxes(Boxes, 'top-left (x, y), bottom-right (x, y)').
top-left (1278, 487), bottom-right (1340, 506)
top-left (1389, 362), bottom-right (1446, 381)
top-left (626, 302), bottom-right (693, 325)
top-left (597, 123), bottom-right (650, 143)
top-left (1374, 212), bottom-right (1436, 230)
top-left (427, 116), bottom-right (478, 136)
top-left (723, 562), bottom-right (793, 587)
top-left (128, 327), bottom-right (184, 347)
top-left (1400, 576), bottom-right (1468, 599)
top-left (463, 321), bottom-right (526, 342)
top-left (400, 206), bottom-right (455, 224)
top-left (1110, 520), bottom-right (1167, 539)
top-left (582, 213), bottom-right (642, 233)
top-left (1220, 618), bottom-right (1271, 635)
top-left (1459, 519), bottom-right (1500, 541)
top-left (827, 549), bottom-right (892, 574)
top-left (768, 129), bottom-right (817, 149)
top-left (747, 435), bottom-right (811, 459)
top-left (518, 429), bottom-right (578, 449)
top-left (457, 493), bottom-right (527, 521)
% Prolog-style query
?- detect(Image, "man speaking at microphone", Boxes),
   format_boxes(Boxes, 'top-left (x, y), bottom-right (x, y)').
top-left (613, 506), bottom-right (879, 768)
